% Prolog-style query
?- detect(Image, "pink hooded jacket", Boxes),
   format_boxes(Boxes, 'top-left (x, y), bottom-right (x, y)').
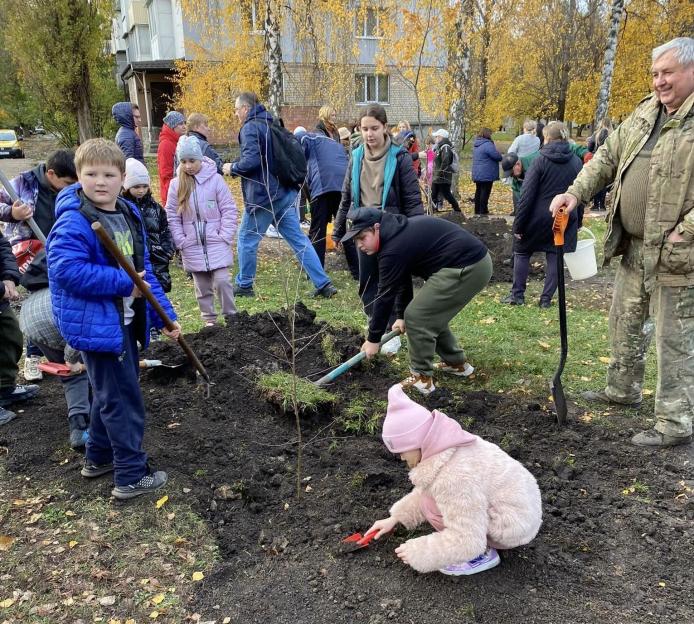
top-left (166, 157), bottom-right (237, 273)
top-left (383, 385), bottom-right (543, 573)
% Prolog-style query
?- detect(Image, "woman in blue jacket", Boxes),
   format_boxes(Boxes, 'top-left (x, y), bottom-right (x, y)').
top-left (333, 104), bottom-right (423, 352)
top-left (471, 128), bottom-right (502, 216)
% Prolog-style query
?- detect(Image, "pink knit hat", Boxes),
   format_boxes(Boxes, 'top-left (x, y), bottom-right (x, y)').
top-left (382, 384), bottom-right (477, 460)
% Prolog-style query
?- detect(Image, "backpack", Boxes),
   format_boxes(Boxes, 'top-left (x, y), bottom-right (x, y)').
top-left (267, 122), bottom-right (308, 190)
top-left (442, 144), bottom-right (460, 174)
top-left (450, 149), bottom-right (460, 174)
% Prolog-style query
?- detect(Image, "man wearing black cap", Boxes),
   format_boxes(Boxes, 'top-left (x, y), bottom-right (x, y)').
top-left (342, 208), bottom-right (492, 395)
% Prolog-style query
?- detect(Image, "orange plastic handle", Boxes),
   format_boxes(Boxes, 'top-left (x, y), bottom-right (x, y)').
top-left (553, 208), bottom-right (569, 246)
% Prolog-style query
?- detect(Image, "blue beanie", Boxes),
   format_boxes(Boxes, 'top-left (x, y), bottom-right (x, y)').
top-left (163, 111), bottom-right (186, 129)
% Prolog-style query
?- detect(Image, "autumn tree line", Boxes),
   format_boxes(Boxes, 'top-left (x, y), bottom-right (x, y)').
top-left (0, 0), bottom-right (691, 149)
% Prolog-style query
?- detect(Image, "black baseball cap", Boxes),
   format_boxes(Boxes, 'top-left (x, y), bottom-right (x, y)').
top-left (340, 207), bottom-right (384, 242)
top-left (501, 152), bottom-right (519, 176)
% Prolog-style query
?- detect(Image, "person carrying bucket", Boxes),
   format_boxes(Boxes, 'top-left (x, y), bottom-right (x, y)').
top-left (501, 122), bottom-right (583, 308)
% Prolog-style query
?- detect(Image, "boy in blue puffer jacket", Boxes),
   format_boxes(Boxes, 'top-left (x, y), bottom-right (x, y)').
top-left (47, 139), bottom-right (181, 500)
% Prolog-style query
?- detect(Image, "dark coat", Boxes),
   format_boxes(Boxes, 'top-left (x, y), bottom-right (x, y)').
top-left (231, 104), bottom-right (292, 211)
top-left (471, 137), bottom-right (502, 182)
top-left (0, 232), bottom-right (20, 312)
top-left (367, 212), bottom-right (488, 342)
top-left (127, 192), bottom-right (174, 292)
top-left (333, 146), bottom-right (424, 241)
top-left (513, 141), bottom-right (583, 254)
top-left (586, 128), bottom-right (609, 153)
top-left (433, 139), bottom-right (455, 185)
top-left (298, 132), bottom-right (349, 199)
top-left (112, 102), bottom-right (144, 164)
top-left (315, 120), bottom-right (340, 142)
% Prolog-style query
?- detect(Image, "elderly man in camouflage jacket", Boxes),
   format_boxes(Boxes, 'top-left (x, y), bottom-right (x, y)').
top-left (550, 37), bottom-right (694, 448)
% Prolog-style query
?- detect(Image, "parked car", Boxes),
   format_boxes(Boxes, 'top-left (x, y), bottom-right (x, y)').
top-left (33, 125), bottom-right (46, 135)
top-left (0, 129), bottom-right (24, 158)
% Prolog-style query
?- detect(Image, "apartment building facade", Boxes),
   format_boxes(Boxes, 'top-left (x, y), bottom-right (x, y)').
top-left (111, 1), bottom-right (445, 150)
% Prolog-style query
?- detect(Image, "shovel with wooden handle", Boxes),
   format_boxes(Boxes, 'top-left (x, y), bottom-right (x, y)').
top-left (550, 208), bottom-right (569, 425)
top-left (0, 166), bottom-right (47, 244)
top-left (91, 222), bottom-right (212, 396)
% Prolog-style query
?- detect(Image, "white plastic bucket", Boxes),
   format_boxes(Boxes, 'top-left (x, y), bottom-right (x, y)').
top-left (564, 227), bottom-right (597, 280)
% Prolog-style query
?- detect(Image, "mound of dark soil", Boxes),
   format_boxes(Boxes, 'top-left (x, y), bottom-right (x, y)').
top-left (442, 213), bottom-right (546, 283)
top-left (2, 306), bottom-right (693, 623)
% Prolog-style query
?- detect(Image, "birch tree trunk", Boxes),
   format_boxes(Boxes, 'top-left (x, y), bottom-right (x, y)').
top-left (264, 0), bottom-right (283, 118)
top-left (556, 0), bottom-right (577, 121)
top-left (594, 0), bottom-right (625, 127)
top-left (447, 0), bottom-right (473, 153)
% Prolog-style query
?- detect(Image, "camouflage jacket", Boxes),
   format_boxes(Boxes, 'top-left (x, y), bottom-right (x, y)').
top-left (567, 91), bottom-right (694, 292)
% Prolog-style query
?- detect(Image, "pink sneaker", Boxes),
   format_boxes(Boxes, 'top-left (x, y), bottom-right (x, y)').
top-left (439, 548), bottom-right (500, 576)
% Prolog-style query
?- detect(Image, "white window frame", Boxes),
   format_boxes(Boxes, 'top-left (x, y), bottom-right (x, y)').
top-left (356, 7), bottom-right (383, 39)
top-left (355, 73), bottom-right (389, 104)
top-left (250, 0), bottom-right (265, 34)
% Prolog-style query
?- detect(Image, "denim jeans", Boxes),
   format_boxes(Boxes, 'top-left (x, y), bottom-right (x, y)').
top-left (235, 192), bottom-right (332, 290)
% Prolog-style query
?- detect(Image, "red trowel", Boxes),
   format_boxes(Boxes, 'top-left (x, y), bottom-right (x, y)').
top-left (338, 529), bottom-right (380, 554)
top-left (38, 362), bottom-right (72, 376)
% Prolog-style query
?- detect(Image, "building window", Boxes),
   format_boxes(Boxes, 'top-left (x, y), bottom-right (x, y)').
top-left (241, 0), bottom-right (265, 34)
top-left (356, 7), bottom-right (383, 38)
top-left (355, 73), bottom-right (389, 104)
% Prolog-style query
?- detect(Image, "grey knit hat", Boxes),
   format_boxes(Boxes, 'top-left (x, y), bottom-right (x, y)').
top-left (176, 135), bottom-right (203, 161)
top-left (163, 111), bottom-right (186, 129)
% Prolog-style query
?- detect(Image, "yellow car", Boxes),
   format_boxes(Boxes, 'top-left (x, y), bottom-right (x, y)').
top-left (0, 129), bottom-right (24, 159)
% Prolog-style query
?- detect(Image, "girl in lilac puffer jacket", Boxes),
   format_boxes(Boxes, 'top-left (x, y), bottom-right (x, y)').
top-left (166, 136), bottom-right (238, 325)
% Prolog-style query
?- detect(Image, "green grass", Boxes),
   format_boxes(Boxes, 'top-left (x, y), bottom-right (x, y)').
top-left (257, 371), bottom-right (337, 413)
top-left (339, 396), bottom-right (388, 435)
top-left (166, 212), bottom-right (655, 407)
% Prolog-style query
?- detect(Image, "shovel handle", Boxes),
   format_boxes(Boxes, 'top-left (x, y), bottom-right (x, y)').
top-left (552, 207), bottom-right (569, 246)
top-left (315, 329), bottom-right (401, 387)
top-left (91, 222), bottom-right (211, 384)
top-left (0, 167), bottom-right (47, 244)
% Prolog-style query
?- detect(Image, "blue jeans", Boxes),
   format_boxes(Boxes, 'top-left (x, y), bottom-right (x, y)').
top-left (82, 325), bottom-right (148, 486)
top-left (235, 192), bottom-right (332, 290)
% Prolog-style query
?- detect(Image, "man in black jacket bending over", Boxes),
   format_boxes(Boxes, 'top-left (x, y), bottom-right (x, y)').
top-left (342, 208), bottom-right (492, 395)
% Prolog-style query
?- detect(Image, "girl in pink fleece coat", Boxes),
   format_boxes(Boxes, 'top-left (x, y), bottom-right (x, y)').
top-left (368, 384), bottom-right (542, 576)
top-left (166, 136), bottom-right (237, 325)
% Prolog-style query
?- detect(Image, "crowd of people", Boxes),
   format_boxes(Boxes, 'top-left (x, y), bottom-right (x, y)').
top-left (0, 35), bottom-right (691, 575)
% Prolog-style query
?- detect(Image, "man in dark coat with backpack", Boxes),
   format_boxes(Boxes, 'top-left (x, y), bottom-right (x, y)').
top-left (222, 92), bottom-right (336, 298)
top-left (431, 129), bottom-right (461, 213)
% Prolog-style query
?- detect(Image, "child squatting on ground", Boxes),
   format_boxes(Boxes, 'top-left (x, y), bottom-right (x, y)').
top-left (46, 138), bottom-right (181, 500)
top-left (368, 385), bottom-right (543, 576)
top-left (166, 135), bottom-right (237, 326)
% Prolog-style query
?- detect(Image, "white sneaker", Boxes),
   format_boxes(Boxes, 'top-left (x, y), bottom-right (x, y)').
top-left (434, 361), bottom-right (475, 377)
top-left (23, 356), bottom-right (43, 382)
top-left (400, 372), bottom-right (436, 396)
top-left (266, 224), bottom-right (282, 238)
top-left (439, 548), bottom-right (500, 576)
top-left (380, 334), bottom-right (402, 356)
